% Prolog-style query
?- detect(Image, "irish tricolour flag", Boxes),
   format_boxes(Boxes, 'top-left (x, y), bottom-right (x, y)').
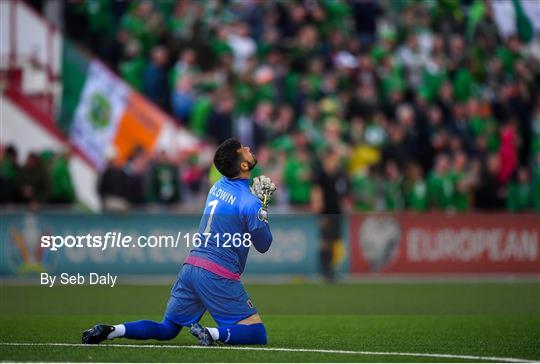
top-left (63, 44), bottom-right (201, 170)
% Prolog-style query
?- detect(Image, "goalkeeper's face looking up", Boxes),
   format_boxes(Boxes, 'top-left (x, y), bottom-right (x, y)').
top-left (214, 138), bottom-right (258, 179)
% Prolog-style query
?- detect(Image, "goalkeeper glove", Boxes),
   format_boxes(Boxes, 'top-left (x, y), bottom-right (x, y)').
top-left (250, 175), bottom-right (277, 209)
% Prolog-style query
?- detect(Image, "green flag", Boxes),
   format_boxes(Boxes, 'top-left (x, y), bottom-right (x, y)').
top-left (512, 0), bottom-right (534, 43)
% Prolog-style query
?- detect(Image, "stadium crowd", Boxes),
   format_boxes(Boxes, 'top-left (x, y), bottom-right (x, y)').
top-left (0, 145), bottom-right (75, 208)
top-left (6, 0), bottom-right (540, 212)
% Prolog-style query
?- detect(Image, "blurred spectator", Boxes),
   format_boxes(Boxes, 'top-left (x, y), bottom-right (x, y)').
top-left (49, 151), bottom-right (76, 204)
top-left (398, 34), bottom-right (428, 89)
top-left (227, 21), bottom-right (257, 72)
top-left (102, 29), bottom-right (130, 72)
top-left (125, 147), bottom-right (148, 205)
top-left (427, 154), bottom-right (453, 211)
top-left (533, 155), bottom-right (540, 212)
top-left (506, 167), bottom-right (532, 212)
top-left (403, 163), bottom-right (427, 212)
top-left (16, 153), bottom-right (50, 208)
top-left (170, 49), bottom-right (199, 123)
top-left (468, 98), bottom-right (499, 155)
top-left (451, 151), bottom-right (474, 212)
top-left (383, 125), bottom-right (409, 169)
top-left (182, 154), bottom-right (205, 196)
top-left (171, 74), bottom-right (196, 124)
top-left (476, 153), bottom-right (505, 210)
top-left (498, 120), bottom-right (519, 184)
top-left (120, 1), bottom-right (160, 55)
top-left (283, 146), bottom-right (312, 206)
top-left (0, 145), bottom-right (20, 203)
top-left (170, 48), bottom-right (198, 85)
top-left (352, 0), bottom-right (381, 47)
top-left (206, 91), bottom-right (235, 145)
top-left (143, 46), bottom-right (170, 111)
top-left (119, 40), bottom-right (145, 91)
top-left (238, 101), bottom-right (273, 152)
top-left (382, 160), bottom-right (403, 211)
top-left (98, 149), bottom-right (130, 212)
top-left (149, 151), bottom-right (180, 205)
top-left (350, 166), bottom-right (376, 212)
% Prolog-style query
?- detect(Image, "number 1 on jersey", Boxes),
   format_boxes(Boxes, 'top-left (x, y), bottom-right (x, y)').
top-left (204, 199), bottom-right (218, 233)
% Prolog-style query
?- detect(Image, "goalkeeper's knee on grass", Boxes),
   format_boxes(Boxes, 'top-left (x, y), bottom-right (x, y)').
top-left (108, 318), bottom-right (181, 341)
top-left (207, 323), bottom-right (267, 345)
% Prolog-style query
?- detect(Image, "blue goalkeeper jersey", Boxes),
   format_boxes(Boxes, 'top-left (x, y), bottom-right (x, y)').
top-left (188, 177), bottom-right (272, 276)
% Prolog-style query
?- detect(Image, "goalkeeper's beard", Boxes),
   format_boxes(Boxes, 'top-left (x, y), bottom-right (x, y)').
top-left (246, 155), bottom-right (257, 171)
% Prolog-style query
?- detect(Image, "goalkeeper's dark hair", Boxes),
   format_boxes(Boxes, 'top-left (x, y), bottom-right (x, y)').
top-left (214, 138), bottom-right (242, 178)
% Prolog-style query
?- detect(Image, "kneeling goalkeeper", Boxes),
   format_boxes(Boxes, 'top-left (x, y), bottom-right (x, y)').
top-left (82, 138), bottom-right (276, 346)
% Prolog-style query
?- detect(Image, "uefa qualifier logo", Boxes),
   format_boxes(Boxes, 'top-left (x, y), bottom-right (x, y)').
top-left (359, 216), bottom-right (401, 272)
top-left (4, 214), bottom-right (59, 275)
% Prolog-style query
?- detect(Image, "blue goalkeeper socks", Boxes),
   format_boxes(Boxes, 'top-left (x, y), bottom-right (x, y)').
top-left (216, 323), bottom-right (267, 345)
top-left (123, 318), bottom-right (181, 340)
top-left (112, 319), bottom-right (266, 344)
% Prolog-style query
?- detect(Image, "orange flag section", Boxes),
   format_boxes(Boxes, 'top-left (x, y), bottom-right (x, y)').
top-left (113, 92), bottom-right (168, 164)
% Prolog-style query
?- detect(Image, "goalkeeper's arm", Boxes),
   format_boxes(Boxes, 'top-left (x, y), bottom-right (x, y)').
top-left (247, 175), bottom-right (276, 253)
top-left (251, 225), bottom-right (272, 253)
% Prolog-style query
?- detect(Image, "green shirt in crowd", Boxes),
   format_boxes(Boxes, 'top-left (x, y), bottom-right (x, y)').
top-left (405, 180), bottom-right (428, 212)
top-left (383, 178), bottom-right (404, 211)
top-left (450, 170), bottom-right (471, 212)
top-left (496, 46), bottom-right (523, 74)
top-left (283, 156), bottom-right (312, 205)
top-left (453, 67), bottom-right (474, 102)
top-left (83, 0), bottom-right (113, 34)
top-left (0, 159), bottom-right (17, 183)
top-left (120, 13), bottom-right (157, 55)
top-left (190, 97), bottom-right (212, 136)
top-left (506, 181), bottom-right (531, 212)
top-left (421, 67), bottom-right (447, 102)
top-left (470, 115), bottom-right (499, 152)
top-left (351, 171), bottom-right (376, 211)
top-left (234, 81), bottom-right (257, 115)
top-left (49, 156), bottom-right (75, 203)
top-left (149, 162), bottom-right (180, 204)
top-left (427, 171), bottom-right (454, 210)
top-left (119, 57), bottom-right (145, 92)
top-left (532, 167), bottom-right (540, 212)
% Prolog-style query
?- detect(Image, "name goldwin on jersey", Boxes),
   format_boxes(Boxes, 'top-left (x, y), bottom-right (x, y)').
top-left (209, 185), bottom-right (237, 205)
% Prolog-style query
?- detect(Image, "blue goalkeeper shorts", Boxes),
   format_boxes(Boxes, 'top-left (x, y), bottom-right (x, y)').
top-left (164, 264), bottom-right (257, 327)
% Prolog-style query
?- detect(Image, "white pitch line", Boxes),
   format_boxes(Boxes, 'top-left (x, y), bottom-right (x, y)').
top-left (0, 342), bottom-right (537, 363)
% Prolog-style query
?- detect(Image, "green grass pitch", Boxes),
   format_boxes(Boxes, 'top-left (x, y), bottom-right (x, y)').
top-left (1, 281), bottom-right (539, 362)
